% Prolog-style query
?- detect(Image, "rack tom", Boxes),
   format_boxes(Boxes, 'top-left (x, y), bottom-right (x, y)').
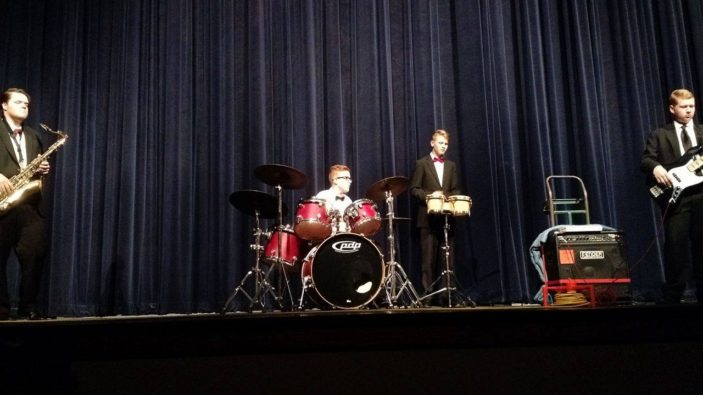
top-left (295, 198), bottom-right (332, 241)
top-left (344, 199), bottom-right (381, 236)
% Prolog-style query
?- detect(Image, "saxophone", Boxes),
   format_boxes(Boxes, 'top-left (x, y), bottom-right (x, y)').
top-left (0, 123), bottom-right (68, 215)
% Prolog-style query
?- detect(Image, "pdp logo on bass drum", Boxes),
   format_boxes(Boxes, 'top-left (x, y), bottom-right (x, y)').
top-left (332, 240), bottom-right (362, 254)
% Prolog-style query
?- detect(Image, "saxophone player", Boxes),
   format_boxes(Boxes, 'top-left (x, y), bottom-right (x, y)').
top-left (0, 88), bottom-right (50, 320)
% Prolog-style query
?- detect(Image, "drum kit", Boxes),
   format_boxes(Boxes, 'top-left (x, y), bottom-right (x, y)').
top-left (420, 193), bottom-right (474, 307)
top-left (222, 164), bottom-right (427, 312)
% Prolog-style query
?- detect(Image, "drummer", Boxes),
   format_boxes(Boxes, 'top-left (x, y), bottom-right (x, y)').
top-left (410, 129), bottom-right (462, 305)
top-left (315, 164), bottom-right (353, 233)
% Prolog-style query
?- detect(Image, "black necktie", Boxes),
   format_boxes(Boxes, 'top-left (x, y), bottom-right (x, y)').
top-left (682, 124), bottom-right (692, 152)
top-left (10, 128), bottom-right (23, 163)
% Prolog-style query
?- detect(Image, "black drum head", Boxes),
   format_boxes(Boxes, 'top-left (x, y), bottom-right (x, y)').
top-left (311, 234), bottom-right (384, 308)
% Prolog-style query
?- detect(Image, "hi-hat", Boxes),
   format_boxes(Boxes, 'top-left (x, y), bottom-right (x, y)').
top-left (255, 164), bottom-right (307, 189)
top-left (366, 176), bottom-right (410, 201)
top-left (229, 189), bottom-right (288, 219)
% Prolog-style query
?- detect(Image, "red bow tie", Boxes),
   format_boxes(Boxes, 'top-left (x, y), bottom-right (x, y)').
top-left (433, 156), bottom-right (444, 163)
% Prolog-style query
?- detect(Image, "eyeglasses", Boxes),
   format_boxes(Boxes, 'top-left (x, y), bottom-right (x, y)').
top-left (335, 176), bottom-right (352, 181)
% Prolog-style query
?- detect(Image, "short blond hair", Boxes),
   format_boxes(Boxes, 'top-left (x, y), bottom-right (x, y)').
top-left (669, 89), bottom-right (695, 106)
top-left (328, 164), bottom-right (350, 184)
top-left (432, 129), bottom-right (450, 142)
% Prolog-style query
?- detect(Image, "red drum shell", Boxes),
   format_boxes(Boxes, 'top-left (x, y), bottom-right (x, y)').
top-left (344, 199), bottom-right (381, 237)
top-left (294, 198), bottom-right (332, 241)
top-left (263, 227), bottom-right (301, 268)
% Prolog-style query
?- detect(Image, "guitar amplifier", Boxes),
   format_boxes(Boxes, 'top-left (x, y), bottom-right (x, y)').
top-left (541, 230), bottom-right (631, 304)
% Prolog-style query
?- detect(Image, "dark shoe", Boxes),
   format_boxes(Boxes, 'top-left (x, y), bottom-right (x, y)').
top-left (17, 309), bottom-right (44, 320)
top-left (27, 311), bottom-right (44, 320)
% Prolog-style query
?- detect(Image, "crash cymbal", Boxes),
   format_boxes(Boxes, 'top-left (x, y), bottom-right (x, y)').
top-left (365, 176), bottom-right (410, 201)
top-left (229, 189), bottom-right (288, 219)
top-left (255, 164), bottom-right (308, 189)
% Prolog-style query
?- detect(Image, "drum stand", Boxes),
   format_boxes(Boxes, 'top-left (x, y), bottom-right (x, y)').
top-left (382, 190), bottom-right (422, 308)
top-left (419, 213), bottom-right (473, 307)
top-left (272, 185), bottom-right (297, 311)
top-left (221, 210), bottom-right (281, 312)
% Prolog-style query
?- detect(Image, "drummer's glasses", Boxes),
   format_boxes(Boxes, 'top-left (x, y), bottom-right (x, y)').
top-left (336, 176), bottom-right (352, 181)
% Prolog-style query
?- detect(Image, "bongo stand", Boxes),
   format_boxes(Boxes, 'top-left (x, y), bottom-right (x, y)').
top-left (419, 212), bottom-right (459, 307)
top-left (419, 196), bottom-right (475, 308)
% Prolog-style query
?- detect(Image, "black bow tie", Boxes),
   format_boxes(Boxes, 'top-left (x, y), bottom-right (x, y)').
top-left (335, 196), bottom-right (345, 201)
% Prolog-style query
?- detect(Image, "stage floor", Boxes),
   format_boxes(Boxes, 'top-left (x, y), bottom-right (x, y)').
top-left (2, 303), bottom-right (702, 394)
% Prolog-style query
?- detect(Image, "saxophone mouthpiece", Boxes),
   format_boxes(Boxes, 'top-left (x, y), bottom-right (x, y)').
top-left (39, 123), bottom-right (65, 137)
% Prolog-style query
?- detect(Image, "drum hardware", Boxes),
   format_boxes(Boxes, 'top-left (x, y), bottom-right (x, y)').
top-left (419, 195), bottom-right (475, 308)
top-left (366, 176), bottom-right (421, 308)
top-left (328, 209), bottom-right (347, 235)
top-left (254, 164), bottom-right (308, 311)
top-left (222, 190), bottom-right (287, 312)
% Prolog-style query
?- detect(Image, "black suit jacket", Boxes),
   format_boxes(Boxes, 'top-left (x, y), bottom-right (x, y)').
top-left (641, 122), bottom-right (703, 198)
top-left (0, 119), bottom-right (45, 212)
top-left (0, 119), bottom-right (43, 179)
top-left (410, 155), bottom-right (461, 228)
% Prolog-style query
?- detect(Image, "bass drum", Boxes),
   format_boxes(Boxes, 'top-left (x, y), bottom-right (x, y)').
top-left (301, 233), bottom-right (385, 309)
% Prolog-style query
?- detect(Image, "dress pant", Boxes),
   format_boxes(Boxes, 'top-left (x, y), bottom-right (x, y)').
top-left (0, 203), bottom-right (46, 316)
top-left (661, 192), bottom-right (703, 303)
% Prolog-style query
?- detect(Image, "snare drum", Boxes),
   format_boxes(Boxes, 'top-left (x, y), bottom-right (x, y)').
top-left (344, 199), bottom-right (382, 236)
top-left (447, 195), bottom-right (472, 216)
top-left (301, 233), bottom-right (385, 309)
top-left (263, 226), bottom-right (301, 269)
top-left (295, 198), bottom-right (332, 241)
top-left (426, 194), bottom-right (450, 215)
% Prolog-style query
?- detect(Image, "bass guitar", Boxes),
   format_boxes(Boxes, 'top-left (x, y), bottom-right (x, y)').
top-left (648, 145), bottom-right (703, 208)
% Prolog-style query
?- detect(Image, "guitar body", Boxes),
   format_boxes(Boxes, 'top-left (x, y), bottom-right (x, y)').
top-left (648, 145), bottom-right (703, 208)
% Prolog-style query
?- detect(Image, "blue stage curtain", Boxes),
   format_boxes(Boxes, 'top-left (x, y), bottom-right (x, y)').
top-left (1, 0), bottom-right (702, 315)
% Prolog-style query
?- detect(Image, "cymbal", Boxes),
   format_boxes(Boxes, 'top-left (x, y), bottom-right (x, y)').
top-left (366, 176), bottom-right (410, 201)
top-left (229, 190), bottom-right (288, 219)
top-left (255, 164), bottom-right (307, 189)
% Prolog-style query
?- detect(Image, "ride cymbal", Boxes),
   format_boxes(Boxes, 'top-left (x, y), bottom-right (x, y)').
top-left (365, 176), bottom-right (410, 201)
top-left (254, 164), bottom-right (308, 189)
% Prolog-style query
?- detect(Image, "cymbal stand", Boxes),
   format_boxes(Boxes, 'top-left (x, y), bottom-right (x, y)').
top-left (382, 190), bottom-right (421, 307)
top-left (420, 213), bottom-right (460, 307)
top-left (221, 210), bottom-right (278, 312)
top-left (271, 184), bottom-right (297, 311)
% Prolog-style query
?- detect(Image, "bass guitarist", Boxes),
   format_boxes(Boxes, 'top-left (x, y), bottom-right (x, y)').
top-left (641, 88), bottom-right (703, 304)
